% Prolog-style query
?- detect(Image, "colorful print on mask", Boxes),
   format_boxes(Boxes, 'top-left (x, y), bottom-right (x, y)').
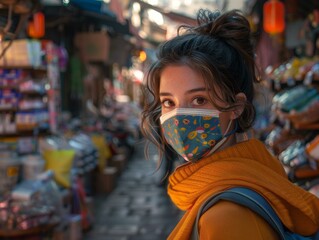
top-left (160, 108), bottom-right (223, 162)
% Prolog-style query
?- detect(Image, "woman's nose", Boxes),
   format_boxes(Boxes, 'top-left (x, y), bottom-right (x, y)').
top-left (175, 101), bottom-right (189, 108)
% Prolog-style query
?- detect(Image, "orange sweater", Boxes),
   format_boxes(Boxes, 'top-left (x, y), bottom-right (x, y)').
top-left (167, 139), bottom-right (319, 239)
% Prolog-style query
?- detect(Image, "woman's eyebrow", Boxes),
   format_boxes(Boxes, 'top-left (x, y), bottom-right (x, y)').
top-left (159, 92), bottom-right (172, 96)
top-left (185, 87), bottom-right (207, 94)
top-left (160, 87), bottom-right (207, 97)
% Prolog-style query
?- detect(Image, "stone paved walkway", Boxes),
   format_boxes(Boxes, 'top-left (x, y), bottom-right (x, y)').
top-left (84, 139), bottom-right (182, 240)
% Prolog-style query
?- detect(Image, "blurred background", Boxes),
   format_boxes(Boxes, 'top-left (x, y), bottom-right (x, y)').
top-left (0, 0), bottom-right (318, 239)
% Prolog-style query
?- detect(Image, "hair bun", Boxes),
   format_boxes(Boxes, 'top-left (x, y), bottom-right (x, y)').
top-left (196, 9), bottom-right (250, 40)
top-left (194, 9), bottom-right (254, 66)
top-left (196, 9), bottom-right (221, 31)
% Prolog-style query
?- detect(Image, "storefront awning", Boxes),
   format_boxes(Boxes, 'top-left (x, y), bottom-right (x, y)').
top-left (43, 0), bottom-right (131, 35)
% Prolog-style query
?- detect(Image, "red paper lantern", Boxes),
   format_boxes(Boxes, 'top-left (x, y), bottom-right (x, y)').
top-left (28, 12), bottom-right (45, 38)
top-left (263, 0), bottom-right (285, 34)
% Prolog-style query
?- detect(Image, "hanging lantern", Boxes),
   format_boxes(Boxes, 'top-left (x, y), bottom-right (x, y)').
top-left (28, 12), bottom-right (45, 38)
top-left (263, 0), bottom-right (285, 34)
top-left (28, 22), bottom-right (36, 37)
top-left (33, 12), bottom-right (45, 37)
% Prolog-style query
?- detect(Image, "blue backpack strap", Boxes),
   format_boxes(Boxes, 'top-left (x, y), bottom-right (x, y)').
top-left (192, 187), bottom-right (288, 240)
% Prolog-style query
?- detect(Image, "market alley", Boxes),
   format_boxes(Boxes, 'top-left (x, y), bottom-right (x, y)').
top-left (84, 139), bottom-right (182, 240)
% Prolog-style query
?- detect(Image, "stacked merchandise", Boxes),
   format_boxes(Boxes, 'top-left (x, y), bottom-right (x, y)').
top-left (266, 56), bottom-right (319, 92)
top-left (259, 57), bottom-right (319, 197)
top-left (0, 147), bottom-right (65, 239)
top-left (38, 133), bottom-right (99, 232)
top-left (0, 129), bottom-right (105, 239)
top-left (0, 119), bottom-right (137, 239)
top-left (0, 36), bottom-right (141, 237)
top-left (83, 94), bottom-right (144, 195)
top-left (0, 39), bottom-right (59, 239)
top-left (39, 133), bottom-right (99, 195)
top-left (0, 68), bottom-right (49, 134)
top-left (0, 40), bottom-right (62, 136)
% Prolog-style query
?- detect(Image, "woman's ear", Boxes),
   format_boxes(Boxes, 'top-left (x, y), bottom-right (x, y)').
top-left (231, 92), bottom-right (247, 120)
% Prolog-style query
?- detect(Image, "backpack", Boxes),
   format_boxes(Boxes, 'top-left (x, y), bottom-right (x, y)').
top-left (191, 187), bottom-right (319, 240)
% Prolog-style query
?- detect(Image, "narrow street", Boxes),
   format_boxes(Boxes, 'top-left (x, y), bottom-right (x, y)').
top-left (84, 139), bottom-right (182, 240)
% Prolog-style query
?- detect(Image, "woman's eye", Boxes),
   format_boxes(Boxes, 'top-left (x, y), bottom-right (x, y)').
top-left (161, 99), bottom-right (174, 108)
top-left (192, 97), bottom-right (207, 106)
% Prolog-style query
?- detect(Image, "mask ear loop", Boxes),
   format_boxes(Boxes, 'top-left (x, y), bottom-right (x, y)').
top-left (224, 119), bottom-right (238, 137)
top-left (204, 120), bottom-right (238, 158)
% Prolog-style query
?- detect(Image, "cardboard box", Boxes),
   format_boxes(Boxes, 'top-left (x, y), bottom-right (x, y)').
top-left (94, 166), bottom-right (117, 194)
top-left (110, 154), bottom-right (127, 175)
top-left (74, 32), bottom-right (110, 62)
top-left (0, 39), bottom-right (42, 67)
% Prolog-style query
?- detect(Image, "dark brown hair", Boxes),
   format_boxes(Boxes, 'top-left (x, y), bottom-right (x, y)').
top-left (141, 9), bottom-right (259, 157)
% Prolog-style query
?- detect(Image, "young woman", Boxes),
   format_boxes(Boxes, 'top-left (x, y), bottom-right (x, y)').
top-left (141, 9), bottom-right (319, 240)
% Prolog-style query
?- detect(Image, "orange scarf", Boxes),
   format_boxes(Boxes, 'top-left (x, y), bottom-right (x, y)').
top-left (167, 139), bottom-right (319, 240)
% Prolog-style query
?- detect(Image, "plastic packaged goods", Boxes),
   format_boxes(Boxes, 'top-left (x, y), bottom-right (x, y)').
top-left (68, 133), bottom-right (98, 175)
top-left (21, 154), bottom-right (45, 180)
top-left (11, 179), bottom-right (43, 201)
top-left (273, 85), bottom-right (318, 113)
top-left (9, 171), bottom-right (64, 230)
top-left (279, 140), bottom-right (307, 167)
top-left (0, 152), bottom-right (21, 195)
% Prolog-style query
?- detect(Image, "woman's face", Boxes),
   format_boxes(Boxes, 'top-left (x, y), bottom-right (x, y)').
top-left (159, 65), bottom-right (233, 133)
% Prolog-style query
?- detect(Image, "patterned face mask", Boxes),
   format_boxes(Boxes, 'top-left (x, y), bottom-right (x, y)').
top-left (160, 108), bottom-right (234, 162)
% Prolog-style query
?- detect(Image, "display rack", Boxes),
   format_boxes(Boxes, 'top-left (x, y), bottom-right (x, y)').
top-left (0, 40), bottom-right (61, 138)
top-left (263, 57), bottom-right (319, 195)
